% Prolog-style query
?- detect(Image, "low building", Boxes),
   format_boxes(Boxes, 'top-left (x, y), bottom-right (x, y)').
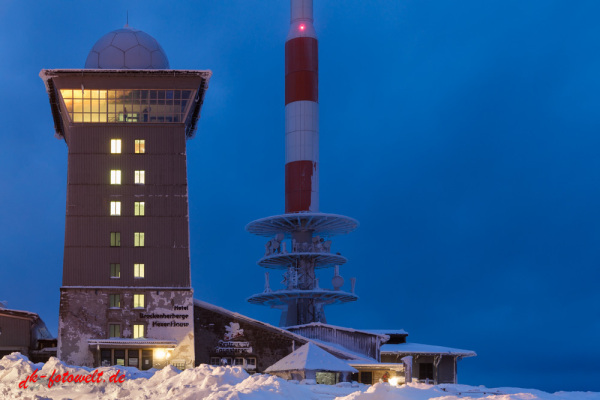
top-left (286, 323), bottom-right (475, 385)
top-left (193, 300), bottom-right (475, 385)
top-left (381, 342), bottom-right (476, 384)
top-left (0, 307), bottom-right (56, 362)
top-left (265, 342), bottom-right (357, 384)
top-left (193, 299), bottom-right (364, 372)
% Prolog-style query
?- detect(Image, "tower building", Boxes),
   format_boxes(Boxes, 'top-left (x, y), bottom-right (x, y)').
top-left (40, 26), bottom-right (211, 369)
top-left (246, 0), bottom-right (358, 327)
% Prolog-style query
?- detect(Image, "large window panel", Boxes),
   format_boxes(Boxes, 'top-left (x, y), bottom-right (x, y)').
top-left (60, 89), bottom-right (195, 124)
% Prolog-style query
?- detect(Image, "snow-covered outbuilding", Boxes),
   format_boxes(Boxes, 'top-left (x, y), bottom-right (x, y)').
top-left (286, 323), bottom-right (475, 385)
top-left (381, 342), bottom-right (477, 384)
top-left (265, 342), bottom-right (357, 384)
top-left (193, 301), bottom-right (475, 385)
top-left (194, 299), bottom-right (366, 373)
top-left (0, 306), bottom-right (56, 362)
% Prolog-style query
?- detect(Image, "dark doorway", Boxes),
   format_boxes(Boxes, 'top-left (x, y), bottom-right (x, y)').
top-left (141, 350), bottom-right (153, 370)
top-left (418, 363), bottom-right (434, 380)
top-left (114, 350), bottom-right (125, 366)
top-left (128, 349), bottom-right (139, 368)
top-left (360, 371), bottom-right (373, 384)
top-left (100, 349), bottom-right (111, 367)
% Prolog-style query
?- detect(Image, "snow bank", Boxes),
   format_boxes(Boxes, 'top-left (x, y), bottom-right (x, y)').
top-left (0, 353), bottom-right (598, 400)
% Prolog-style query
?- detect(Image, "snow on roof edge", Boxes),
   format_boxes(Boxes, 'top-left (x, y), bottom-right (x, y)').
top-left (286, 322), bottom-right (392, 339)
top-left (265, 342), bottom-right (358, 373)
top-left (0, 308), bottom-right (41, 318)
top-left (381, 342), bottom-right (476, 357)
top-left (362, 329), bottom-right (409, 336)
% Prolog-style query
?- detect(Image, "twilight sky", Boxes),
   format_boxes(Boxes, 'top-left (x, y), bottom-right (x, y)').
top-left (1, 0), bottom-right (599, 393)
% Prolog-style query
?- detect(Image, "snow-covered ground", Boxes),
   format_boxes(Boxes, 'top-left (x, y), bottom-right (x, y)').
top-left (0, 353), bottom-right (598, 400)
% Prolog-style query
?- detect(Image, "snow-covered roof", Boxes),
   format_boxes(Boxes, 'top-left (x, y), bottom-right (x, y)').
top-left (381, 343), bottom-right (476, 357)
top-left (303, 338), bottom-right (377, 363)
top-left (193, 299), bottom-right (372, 362)
top-left (39, 69), bottom-right (211, 140)
top-left (362, 329), bottom-right (408, 336)
top-left (286, 322), bottom-right (390, 339)
top-left (265, 343), bottom-right (358, 373)
top-left (0, 308), bottom-right (41, 320)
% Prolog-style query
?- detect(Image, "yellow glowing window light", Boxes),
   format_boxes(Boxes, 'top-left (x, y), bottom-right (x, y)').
top-left (134, 263), bottom-right (145, 278)
top-left (135, 139), bottom-right (146, 154)
top-left (134, 232), bottom-right (145, 247)
top-left (133, 324), bottom-right (144, 339)
top-left (111, 139), bottom-right (121, 154)
top-left (59, 89), bottom-right (195, 124)
top-left (110, 170), bottom-right (121, 185)
top-left (135, 170), bottom-right (145, 184)
top-left (133, 294), bottom-right (145, 309)
top-left (134, 202), bottom-right (145, 216)
top-left (110, 201), bottom-right (121, 216)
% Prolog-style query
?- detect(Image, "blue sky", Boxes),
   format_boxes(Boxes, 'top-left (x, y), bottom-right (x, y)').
top-left (1, 0), bottom-right (599, 392)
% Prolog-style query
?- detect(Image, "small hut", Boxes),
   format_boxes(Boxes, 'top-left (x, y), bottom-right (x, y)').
top-left (265, 342), bottom-right (358, 385)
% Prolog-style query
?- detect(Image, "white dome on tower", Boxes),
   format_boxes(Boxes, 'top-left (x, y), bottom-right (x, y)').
top-left (84, 26), bottom-right (170, 69)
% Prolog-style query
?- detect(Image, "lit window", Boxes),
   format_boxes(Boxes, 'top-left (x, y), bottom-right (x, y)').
top-left (134, 232), bottom-right (145, 247)
top-left (111, 139), bottom-right (122, 154)
top-left (109, 294), bottom-right (120, 308)
top-left (133, 324), bottom-right (144, 339)
top-left (135, 140), bottom-right (145, 154)
top-left (109, 324), bottom-right (120, 338)
top-left (134, 294), bottom-right (145, 308)
top-left (110, 263), bottom-right (120, 278)
top-left (60, 89), bottom-right (194, 124)
top-left (134, 263), bottom-right (145, 278)
top-left (110, 201), bottom-right (121, 216)
top-left (134, 202), bottom-right (145, 216)
top-left (110, 232), bottom-right (121, 247)
top-left (110, 170), bottom-right (121, 185)
top-left (135, 170), bottom-right (145, 184)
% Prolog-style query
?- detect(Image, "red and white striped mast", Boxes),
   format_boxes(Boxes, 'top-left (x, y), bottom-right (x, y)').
top-left (247, 0), bottom-right (359, 327)
top-left (285, 0), bottom-right (319, 214)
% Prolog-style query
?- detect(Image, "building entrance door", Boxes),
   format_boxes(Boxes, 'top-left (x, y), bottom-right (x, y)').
top-left (100, 349), bottom-right (111, 367)
top-left (142, 350), bottom-right (153, 370)
top-left (128, 349), bottom-right (140, 368)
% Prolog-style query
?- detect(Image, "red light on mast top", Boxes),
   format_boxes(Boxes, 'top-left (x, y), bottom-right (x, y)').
top-left (299, 24), bottom-right (305, 31)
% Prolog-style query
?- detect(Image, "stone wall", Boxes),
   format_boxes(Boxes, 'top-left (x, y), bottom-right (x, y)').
top-left (59, 288), bottom-right (194, 368)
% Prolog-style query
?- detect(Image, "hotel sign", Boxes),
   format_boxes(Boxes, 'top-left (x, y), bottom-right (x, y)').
top-left (139, 305), bottom-right (190, 327)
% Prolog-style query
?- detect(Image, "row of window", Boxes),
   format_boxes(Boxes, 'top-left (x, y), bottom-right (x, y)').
top-left (60, 89), bottom-right (193, 123)
top-left (110, 263), bottom-right (144, 279)
top-left (70, 113), bottom-right (187, 123)
top-left (60, 89), bottom-right (194, 125)
top-left (210, 357), bottom-right (257, 369)
top-left (111, 139), bottom-right (145, 154)
top-left (110, 170), bottom-right (145, 185)
top-left (110, 232), bottom-right (145, 247)
top-left (109, 323), bottom-right (145, 339)
top-left (110, 201), bottom-right (145, 216)
top-left (109, 137), bottom-right (147, 339)
top-left (109, 293), bottom-right (145, 308)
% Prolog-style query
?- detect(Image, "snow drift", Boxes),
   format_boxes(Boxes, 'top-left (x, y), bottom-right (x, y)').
top-left (0, 353), bottom-right (598, 400)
